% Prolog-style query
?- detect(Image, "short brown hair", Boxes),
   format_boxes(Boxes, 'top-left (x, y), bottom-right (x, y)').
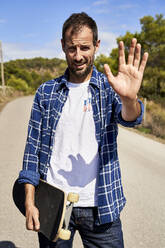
top-left (62, 12), bottom-right (98, 46)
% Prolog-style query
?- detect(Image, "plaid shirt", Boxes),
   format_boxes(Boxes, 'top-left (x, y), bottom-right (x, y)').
top-left (19, 66), bottom-right (143, 224)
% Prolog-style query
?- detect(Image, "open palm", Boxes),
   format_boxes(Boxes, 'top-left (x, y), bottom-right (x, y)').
top-left (104, 38), bottom-right (148, 101)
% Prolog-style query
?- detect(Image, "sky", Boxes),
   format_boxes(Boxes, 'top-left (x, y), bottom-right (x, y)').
top-left (0, 0), bottom-right (165, 62)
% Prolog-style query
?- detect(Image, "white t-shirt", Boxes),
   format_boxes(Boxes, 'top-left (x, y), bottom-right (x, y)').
top-left (46, 80), bottom-right (99, 207)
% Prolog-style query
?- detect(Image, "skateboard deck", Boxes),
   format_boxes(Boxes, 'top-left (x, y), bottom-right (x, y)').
top-left (12, 179), bottom-right (78, 242)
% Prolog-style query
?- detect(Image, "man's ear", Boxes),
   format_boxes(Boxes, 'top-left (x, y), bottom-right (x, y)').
top-left (95, 40), bottom-right (100, 54)
top-left (61, 39), bottom-right (65, 52)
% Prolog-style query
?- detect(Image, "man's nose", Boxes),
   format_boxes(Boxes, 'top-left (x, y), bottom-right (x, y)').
top-left (74, 48), bottom-right (82, 61)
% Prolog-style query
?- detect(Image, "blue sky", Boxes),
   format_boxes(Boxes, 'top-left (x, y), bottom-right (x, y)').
top-left (0, 0), bottom-right (165, 61)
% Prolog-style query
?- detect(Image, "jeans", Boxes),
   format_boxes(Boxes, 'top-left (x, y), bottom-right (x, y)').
top-left (38, 207), bottom-right (124, 248)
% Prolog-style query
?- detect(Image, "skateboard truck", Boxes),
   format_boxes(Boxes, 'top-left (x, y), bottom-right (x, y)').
top-left (57, 193), bottom-right (79, 241)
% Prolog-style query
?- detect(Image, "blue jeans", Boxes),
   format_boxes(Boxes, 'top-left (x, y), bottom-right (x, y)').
top-left (38, 207), bottom-right (124, 248)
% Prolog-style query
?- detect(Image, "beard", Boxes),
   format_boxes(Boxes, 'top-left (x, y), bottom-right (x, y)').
top-left (66, 55), bottom-right (95, 81)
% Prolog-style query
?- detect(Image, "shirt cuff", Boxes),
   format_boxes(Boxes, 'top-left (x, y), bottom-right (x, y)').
top-left (117, 99), bottom-right (144, 127)
top-left (18, 170), bottom-right (40, 186)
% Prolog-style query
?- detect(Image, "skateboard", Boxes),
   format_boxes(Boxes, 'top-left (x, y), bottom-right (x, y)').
top-left (12, 179), bottom-right (79, 242)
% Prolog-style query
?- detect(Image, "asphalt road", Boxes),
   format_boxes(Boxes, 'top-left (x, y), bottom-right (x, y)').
top-left (0, 96), bottom-right (165, 248)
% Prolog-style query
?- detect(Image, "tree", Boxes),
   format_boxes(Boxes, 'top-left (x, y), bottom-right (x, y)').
top-left (140, 14), bottom-right (165, 97)
top-left (105, 14), bottom-right (165, 99)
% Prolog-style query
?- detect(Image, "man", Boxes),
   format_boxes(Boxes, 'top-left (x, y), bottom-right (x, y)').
top-left (18, 12), bottom-right (148, 248)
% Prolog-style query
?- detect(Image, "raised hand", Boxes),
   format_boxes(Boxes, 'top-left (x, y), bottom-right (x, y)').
top-left (104, 38), bottom-right (148, 102)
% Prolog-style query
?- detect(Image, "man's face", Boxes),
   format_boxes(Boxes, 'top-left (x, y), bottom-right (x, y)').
top-left (61, 26), bottom-right (100, 83)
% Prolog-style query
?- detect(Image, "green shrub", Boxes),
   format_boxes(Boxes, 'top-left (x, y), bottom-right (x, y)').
top-left (7, 75), bottom-right (29, 92)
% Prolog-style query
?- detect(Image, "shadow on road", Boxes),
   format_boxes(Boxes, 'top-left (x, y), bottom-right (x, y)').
top-left (0, 241), bottom-right (20, 248)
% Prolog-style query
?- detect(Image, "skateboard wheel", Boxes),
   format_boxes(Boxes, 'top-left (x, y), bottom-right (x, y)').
top-left (67, 193), bottom-right (79, 203)
top-left (58, 229), bottom-right (71, 240)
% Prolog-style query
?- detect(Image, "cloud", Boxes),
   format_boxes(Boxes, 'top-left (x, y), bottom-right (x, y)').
top-left (91, 0), bottom-right (110, 14)
top-left (0, 19), bottom-right (6, 24)
top-left (118, 4), bottom-right (138, 10)
top-left (93, 0), bottom-right (108, 6)
top-left (97, 31), bottom-right (117, 56)
top-left (94, 8), bottom-right (110, 14)
top-left (121, 24), bottom-right (127, 29)
top-left (3, 40), bottom-right (65, 62)
top-left (22, 33), bottom-right (39, 38)
top-left (2, 31), bottom-right (117, 62)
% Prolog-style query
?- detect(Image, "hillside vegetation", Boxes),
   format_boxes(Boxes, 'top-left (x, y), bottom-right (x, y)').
top-left (2, 57), bottom-right (67, 93)
top-left (0, 14), bottom-right (165, 140)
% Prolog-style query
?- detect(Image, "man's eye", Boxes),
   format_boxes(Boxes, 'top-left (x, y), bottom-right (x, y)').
top-left (68, 47), bottom-right (75, 52)
top-left (81, 47), bottom-right (89, 51)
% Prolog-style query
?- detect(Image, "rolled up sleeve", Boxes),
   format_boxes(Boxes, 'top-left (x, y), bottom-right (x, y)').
top-left (117, 99), bottom-right (144, 127)
top-left (18, 87), bottom-right (44, 186)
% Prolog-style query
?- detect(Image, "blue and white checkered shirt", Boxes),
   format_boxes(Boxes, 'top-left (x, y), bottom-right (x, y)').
top-left (18, 66), bottom-right (143, 224)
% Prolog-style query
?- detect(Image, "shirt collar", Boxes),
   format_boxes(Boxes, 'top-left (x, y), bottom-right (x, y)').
top-left (89, 65), bottom-right (100, 89)
top-left (57, 65), bottom-right (100, 91)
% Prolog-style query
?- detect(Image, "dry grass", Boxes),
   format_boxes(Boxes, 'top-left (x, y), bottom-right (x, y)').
top-left (0, 87), bottom-right (24, 112)
top-left (137, 100), bottom-right (165, 140)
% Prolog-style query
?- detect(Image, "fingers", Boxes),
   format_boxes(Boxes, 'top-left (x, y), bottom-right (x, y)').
top-left (118, 41), bottom-right (126, 66)
top-left (127, 38), bottom-right (137, 65)
top-left (33, 211), bottom-right (40, 231)
top-left (120, 38), bottom-right (148, 70)
top-left (118, 38), bottom-right (140, 67)
top-left (26, 207), bottom-right (40, 232)
top-left (139, 52), bottom-right (149, 74)
top-left (26, 214), bottom-right (40, 232)
top-left (127, 38), bottom-right (142, 68)
top-left (133, 43), bottom-right (141, 68)
top-left (104, 64), bottom-right (115, 86)
top-left (128, 38), bottom-right (142, 69)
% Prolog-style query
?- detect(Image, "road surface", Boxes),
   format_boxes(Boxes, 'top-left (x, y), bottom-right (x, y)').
top-left (0, 96), bottom-right (165, 248)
